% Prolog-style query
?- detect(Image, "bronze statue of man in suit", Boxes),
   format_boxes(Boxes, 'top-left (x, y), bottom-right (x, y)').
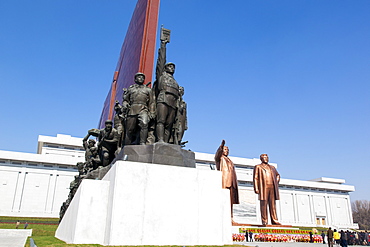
top-left (253, 154), bottom-right (281, 226)
top-left (214, 140), bottom-right (239, 218)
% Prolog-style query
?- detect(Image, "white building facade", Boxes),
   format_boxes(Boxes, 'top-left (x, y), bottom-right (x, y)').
top-left (0, 135), bottom-right (83, 218)
top-left (0, 134), bottom-right (357, 229)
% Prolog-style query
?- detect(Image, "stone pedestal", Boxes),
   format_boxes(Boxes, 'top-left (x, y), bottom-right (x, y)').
top-left (114, 143), bottom-right (196, 168)
top-left (56, 160), bottom-right (232, 246)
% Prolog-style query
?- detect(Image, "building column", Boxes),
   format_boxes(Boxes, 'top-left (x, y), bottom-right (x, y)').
top-left (12, 169), bottom-right (27, 212)
top-left (292, 193), bottom-right (299, 224)
top-left (324, 194), bottom-right (332, 226)
top-left (44, 172), bottom-right (57, 213)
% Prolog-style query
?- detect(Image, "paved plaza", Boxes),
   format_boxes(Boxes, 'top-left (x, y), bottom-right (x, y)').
top-left (0, 229), bottom-right (32, 247)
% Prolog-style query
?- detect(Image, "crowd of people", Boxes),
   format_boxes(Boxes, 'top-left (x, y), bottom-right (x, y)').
top-left (326, 227), bottom-right (370, 246)
top-left (232, 229), bottom-right (370, 246)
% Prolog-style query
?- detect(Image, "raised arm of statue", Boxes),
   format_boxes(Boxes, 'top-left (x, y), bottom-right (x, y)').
top-left (153, 27), bottom-right (170, 100)
top-left (155, 40), bottom-right (167, 82)
top-left (214, 140), bottom-right (226, 171)
top-left (82, 133), bottom-right (91, 150)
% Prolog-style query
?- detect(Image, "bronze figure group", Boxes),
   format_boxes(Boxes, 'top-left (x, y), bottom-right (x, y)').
top-left (215, 140), bottom-right (281, 226)
top-left (60, 120), bottom-right (120, 221)
top-left (114, 28), bottom-right (187, 147)
top-left (60, 28), bottom-right (189, 222)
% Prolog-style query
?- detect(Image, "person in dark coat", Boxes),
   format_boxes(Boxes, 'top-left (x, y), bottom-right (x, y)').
top-left (249, 231), bottom-right (253, 242)
top-left (327, 227), bottom-right (334, 247)
top-left (321, 231), bottom-right (326, 244)
top-left (245, 230), bottom-right (249, 241)
top-left (340, 230), bottom-right (348, 247)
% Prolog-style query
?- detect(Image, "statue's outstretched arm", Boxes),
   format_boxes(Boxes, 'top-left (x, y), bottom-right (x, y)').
top-left (214, 140), bottom-right (226, 170)
top-left (82, 133), bottom-right (91, 149)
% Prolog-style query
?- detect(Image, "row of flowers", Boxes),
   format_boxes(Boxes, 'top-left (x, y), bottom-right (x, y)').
top-left (233, 233), bottom-right (323, 243)
top-left (233, 234), bottom-right (246, 242)
top-left (240, 227), bottom-right (311, 234)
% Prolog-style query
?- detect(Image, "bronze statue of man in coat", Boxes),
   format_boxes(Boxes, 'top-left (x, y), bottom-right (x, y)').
top-left (253, 154), bottom-right (281, 226)
top-left (214, 140), bottom-right (239, 218)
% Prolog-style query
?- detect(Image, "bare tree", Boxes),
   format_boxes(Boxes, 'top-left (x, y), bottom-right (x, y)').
top-left (352, 200), bottom-right (370, 230)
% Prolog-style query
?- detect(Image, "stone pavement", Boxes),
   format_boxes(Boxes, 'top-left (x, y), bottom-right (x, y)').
top-left (0, 229), bottom-right (32, 247)
top-left (236, 241), bottom-right (366, 247)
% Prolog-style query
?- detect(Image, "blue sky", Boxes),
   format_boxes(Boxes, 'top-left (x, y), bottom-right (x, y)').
top-left (0, 1), bottom-right (369, 201)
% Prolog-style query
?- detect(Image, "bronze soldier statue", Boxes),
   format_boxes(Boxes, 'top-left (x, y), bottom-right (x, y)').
top-left (83, 121), bottom-right (118, 167)
top-left (253, 154), bottom-right (281, 226)
top-left (97, 120), bottom-right (119, 167)
top-left (82, 136), bottom-right (96, 162)
top-left (76, 162), bottom-right (85, 176)
top-left (85, 147), bottom-right (101, 171)
top-left (122, 73), bottom-right (155, 145)
top-left (214, 140), bottom-right (239, 219)
top-left (153, 27), bottom-right (181, 143)
top-left (155, 62), bottom-right (180, 143)
top-left (114, 100), bottom-right (125, 148)
top-left (174, 86), bottom-right (187, 145)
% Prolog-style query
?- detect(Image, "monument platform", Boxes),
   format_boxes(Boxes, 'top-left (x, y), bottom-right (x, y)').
top-left (56, 159), bottom-right (232, 245)
top-left (232, 222), bottom-right (293, 227)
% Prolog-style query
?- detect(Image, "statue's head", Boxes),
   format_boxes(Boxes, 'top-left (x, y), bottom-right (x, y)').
top-left (179, 86), bottom-right (184, 96)
top-left (260, 154), bottom-right (269, 163)
top-left (222, 146), bottom-right (229, 156)
top-left (88, 139), bottom-right (96, 147)
top-left (114, 101), bottom-right (121, 113)
top-left (105, 120), bottom-right (113, 131)
top-left (134, 72), bottom-right (145, 85)
top-left (164, 63), bottom-right (175, 74)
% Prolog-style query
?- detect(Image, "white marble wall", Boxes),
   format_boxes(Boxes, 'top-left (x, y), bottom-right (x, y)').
top-left (56, 160), bottom-right (233, 246)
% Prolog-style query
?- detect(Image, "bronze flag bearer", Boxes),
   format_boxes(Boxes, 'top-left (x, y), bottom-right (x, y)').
top-left (253, 154), bottom-right (281, 226)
